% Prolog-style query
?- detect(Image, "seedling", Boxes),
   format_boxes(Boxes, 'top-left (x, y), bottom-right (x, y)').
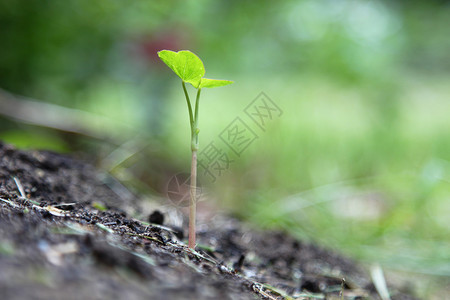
top-left (157, 50), bottom-right (233, 248)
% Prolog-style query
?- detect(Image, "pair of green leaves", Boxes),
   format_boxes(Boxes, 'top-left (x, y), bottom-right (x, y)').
top-left (157, 50), bottom-right (233, 89)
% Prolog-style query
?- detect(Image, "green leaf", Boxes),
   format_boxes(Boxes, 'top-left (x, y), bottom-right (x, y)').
top-left (199, 78), bottom-right (233, 88)
top-left (158, 50), bottom-right (205, 87)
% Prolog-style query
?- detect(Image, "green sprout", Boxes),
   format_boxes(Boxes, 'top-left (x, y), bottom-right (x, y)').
top-left (157, 50), bottom-right (233, 249)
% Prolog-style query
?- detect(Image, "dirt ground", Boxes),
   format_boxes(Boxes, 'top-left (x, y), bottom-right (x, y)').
top-left (0, 142), bottom-right (418, 300)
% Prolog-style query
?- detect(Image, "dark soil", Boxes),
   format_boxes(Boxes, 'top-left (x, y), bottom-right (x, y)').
top-left (0, 142), bottom-right (418, 300)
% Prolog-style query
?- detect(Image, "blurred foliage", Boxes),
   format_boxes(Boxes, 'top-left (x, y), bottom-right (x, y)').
top-left (1, 0), bottom-right (449, 298)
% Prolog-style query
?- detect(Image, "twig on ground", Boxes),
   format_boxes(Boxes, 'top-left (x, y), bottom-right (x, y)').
top-left (0, 87), bottom-right (128, 142)
top-left (0, 197), bottom-right (18, 208)
top-left (252, 283), bottom-right (279, 300)
top-left (371, 264), bottom-right (391, 300)
top-left (13, 176), bottom-right (26, 198)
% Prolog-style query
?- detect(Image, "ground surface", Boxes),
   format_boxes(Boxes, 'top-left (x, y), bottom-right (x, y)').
top-left (0, 142), bottom-right (418, 300)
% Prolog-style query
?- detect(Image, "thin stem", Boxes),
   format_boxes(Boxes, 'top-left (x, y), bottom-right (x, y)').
top-left (182, 81), bottom-right (194, 134)
top-left (183, 84), bottom-right (201, 249)
top-left (193, 88), bottom-right (202, 146)
top-left (188, 149), bottom-right (197, 249)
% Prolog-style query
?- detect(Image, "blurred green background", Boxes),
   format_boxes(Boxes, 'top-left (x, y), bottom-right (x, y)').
top-left (1, 1), bottom-right (449, 298)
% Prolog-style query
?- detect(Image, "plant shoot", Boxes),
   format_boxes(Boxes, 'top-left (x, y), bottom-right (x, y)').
top-left (157, 50), bottom-right (233, 249)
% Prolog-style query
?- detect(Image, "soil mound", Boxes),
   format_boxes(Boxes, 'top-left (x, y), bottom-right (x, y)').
top-left (0, 142), bottom-right (417, 299)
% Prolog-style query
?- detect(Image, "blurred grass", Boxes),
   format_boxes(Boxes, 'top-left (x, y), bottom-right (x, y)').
top-left (162, 72), bottom-right (450, 297)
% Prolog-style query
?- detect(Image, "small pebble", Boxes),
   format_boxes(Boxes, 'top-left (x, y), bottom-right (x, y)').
top-left (148, 210), bottom-right (164, 225)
